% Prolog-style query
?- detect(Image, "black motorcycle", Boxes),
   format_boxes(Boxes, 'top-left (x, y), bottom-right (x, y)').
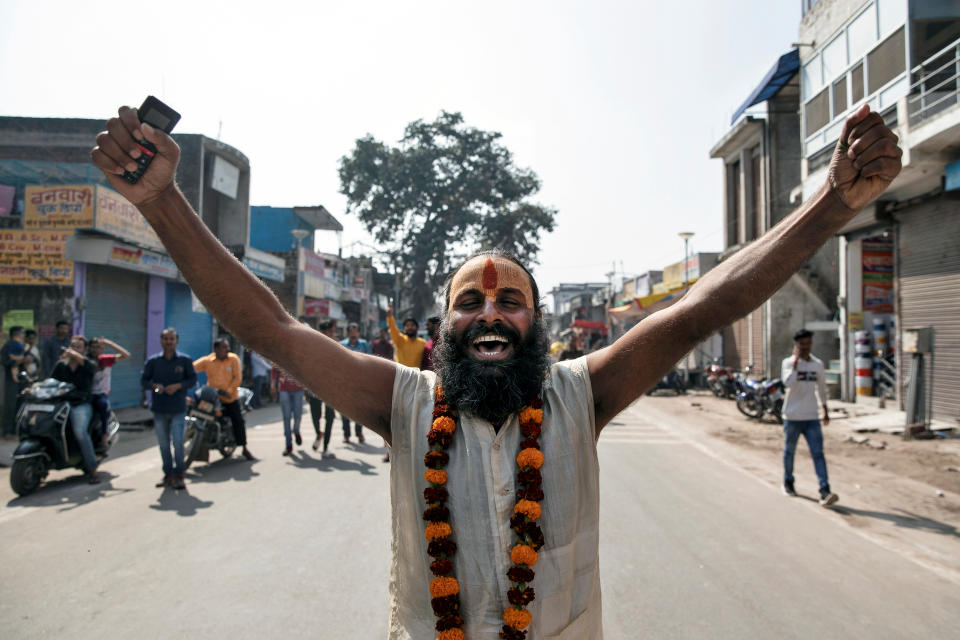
top-left (183, 385), bottom-right (253, 469)
top-left (736, 377), bottom-right (785, 422)
top-left (10, 377), bottom-right (119, 496)
top-left (646, 368), bottom-right (687, 395)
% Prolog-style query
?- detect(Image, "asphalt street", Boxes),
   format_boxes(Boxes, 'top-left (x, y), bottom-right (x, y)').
top-left (1, 398), bottom-right (958, 639)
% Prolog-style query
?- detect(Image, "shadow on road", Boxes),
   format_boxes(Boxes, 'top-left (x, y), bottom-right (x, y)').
top-left (186, 458), bottom-right (261, 484)
top-left (829, 503), bottom-right (960, 537)
top-left (149, 486), bottom-right (214, 517)
top-left (343, 440), bottom-right (388, 455)
top-left (287, 450), bottom-right (379, 476)
top-left (5, 471), bottom-right (134, 511)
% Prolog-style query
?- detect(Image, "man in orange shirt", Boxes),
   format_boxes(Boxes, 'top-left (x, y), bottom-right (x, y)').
top-left (193, 338), bottom-right (256, 460)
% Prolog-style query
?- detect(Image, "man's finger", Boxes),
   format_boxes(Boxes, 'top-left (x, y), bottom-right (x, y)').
top-left (858, 156), bottom-right (902, 180)
top-left (848, 124), bottom-right (894, 160)
top-left (95, 132), bottom-right (139, 173)
top-left (839, 103), bottom-right (872, 147)
top-left (118, 106), bottom-right (143, 140)
top-left (107, 117), bottom-right (142, 161)
top-left (140, 122), bottom-right (178, 156)
top-left (846, 111), bottom-right (886, 146)
top-left (91, 146), bottom-right (127, 176)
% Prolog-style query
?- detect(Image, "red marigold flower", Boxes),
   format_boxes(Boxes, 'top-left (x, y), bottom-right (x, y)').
top-left (431, 594), bottom-right (460, 616)
top-left (519, 486), bottom-right (544, 501)
top-left (523, 522), bottom-right (545, 550)
top-left (433, 416), bottom-right (456, 434)
top-left (424, 486), bottom-right (448, 503)
top-left (507, 586), bottom-right (536, 606)
top-left (433, 404), bottom-right (452, 418)
top-left (435, 614), bottom-right (464, 631)
top-left (428, 539), bottom-right (457, 557)
top-left (423, 505), bottom-right (450, 522)
top-left (520, 421), bottom-right (542, 438)
top-left (430, 558), bottom-right (454, 576)
top-left (427, 429), bottom-right (453, 448)
top-left (519, 437), bottom-right (540, 450)
top-left (531, 397), bottom-right (543, 409)
top-left (499, 625), bottom-right (526, 640)
top-left (424, 450), bottom-right (450, 468)
top-left (507, 566), bottom-right (535, 583)
top-left (517, 468), bottom-right (541, 485)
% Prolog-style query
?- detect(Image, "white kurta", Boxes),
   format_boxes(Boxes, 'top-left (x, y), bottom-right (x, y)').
top-left (389, 357), bottom-right (603, 639)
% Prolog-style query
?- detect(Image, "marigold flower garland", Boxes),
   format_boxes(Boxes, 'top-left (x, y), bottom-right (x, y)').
top-left (423, 386), bottom-right (546, 640)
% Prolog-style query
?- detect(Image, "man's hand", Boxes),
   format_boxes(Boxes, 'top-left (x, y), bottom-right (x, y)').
top-left (90, 106), bottom-right (181, 206)
top-left (828, 104), bottom-right (903, 212)
top-left (823, 408), bottom-right (830, 426)
top-left (387, 301), bottom-right (394, 316)
top-left (163, 383), bottom-right (182, 395)
top-left (61, 348), bottom-right (84, 362)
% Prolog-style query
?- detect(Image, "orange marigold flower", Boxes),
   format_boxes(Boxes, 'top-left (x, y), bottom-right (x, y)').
top-left (430, 576), bottom-right (460, 598)
top-left (433, 416), bottom-right (456, 434)
top-left (513, 499), bottom-right (542, 520)
top-left (510, 544), bottom-right (539, 566)
top-left (425, 521), bottom-right (452, 541)
top-left (518, 407), bottom-right (544, 426)
top-left (425, 468), bottom-right (448, 485)
top-left (503, 607), bottom-right (532, 630)
top-left (436, 629), bottom-right (464, 640)
top-left (516, 448), bottom-right (544, 470)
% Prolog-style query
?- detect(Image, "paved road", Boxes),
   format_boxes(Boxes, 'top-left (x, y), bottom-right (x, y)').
top-left (1, 399), bottom-right (958, 639)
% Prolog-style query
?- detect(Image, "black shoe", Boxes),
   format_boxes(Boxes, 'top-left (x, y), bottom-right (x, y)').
top-left (172, 475), bottom-right (186, 490)
top-left (819, 490), bottom-right (838, 506)
top-left (87, 472), bottom-right (101, 485)
top-left (156, 475), bottom-right (171, 488)
top-left (782, 480), bottom-right (797, 497)
top-left (295, 432), bottom-right (302, 446)
top-left (358, 434), bottom-right (365, 444)
top-left (282, 446), bottom-right (292, 456)
top-left (242, 448), bottom-right (257, 461)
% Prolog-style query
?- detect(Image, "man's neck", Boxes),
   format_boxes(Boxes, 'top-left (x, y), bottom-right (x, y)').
top-left (163, 350), bottom-right (176, 359)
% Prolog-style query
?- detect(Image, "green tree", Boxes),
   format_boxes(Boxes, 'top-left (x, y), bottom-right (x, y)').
top-left (338, 111), bottom-right (556, 318)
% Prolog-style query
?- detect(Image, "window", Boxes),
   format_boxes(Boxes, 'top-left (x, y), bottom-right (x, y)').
top-left (822, 34), bottom-right (848, 82)
top-left (877, 0), bottom-right (906, 37)
top-left (802, 55), bottom-right (823, 101)
top-left (806, 88), bottom-right (830, 134)
top-left (848, 5), bottom-right (878, 60)
top-left (751, 151), bottom-right (763, 240)
top-left (851, 63), bottom-right (865, 103)
top-left (867, 27), bottom-right (905, 94)
top-left (726, 161), bottom-right (740, 246)
top-left (833, 77), bottom-right (848, 117)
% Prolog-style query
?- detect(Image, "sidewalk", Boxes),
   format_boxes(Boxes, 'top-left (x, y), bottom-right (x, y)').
top-left (826, 394), bottom-right (957, 444)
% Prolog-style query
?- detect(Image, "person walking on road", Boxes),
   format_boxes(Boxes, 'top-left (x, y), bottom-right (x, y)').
top-left (194, 338), bottom-right (256, 461)
top-left (386, 302), bottom-right (425, 368)
top-left (249, 350), bottom-right (271, 409)
top-left (92, 100), bottom-right (900, 638)
top-left (306, 320), bottom-right (337, 459)
top-left (141, 328), bottom-right (196, 490)
top-left (339, 322), bottom-right (371, 444)
top-left (41, 320), bottom-right (71, 378)
top-left (781, 329), bottom-right (838, 506)
top-left (87, 336), bottom-right (131, 449)
top-left (271, 363), bottom-right (304, 455)
top-left (1, 326), bottom-right (26, 438)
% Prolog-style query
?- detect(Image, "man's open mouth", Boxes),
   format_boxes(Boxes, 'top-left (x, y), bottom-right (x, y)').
top-left (470, 333), bottom-right (513, 361)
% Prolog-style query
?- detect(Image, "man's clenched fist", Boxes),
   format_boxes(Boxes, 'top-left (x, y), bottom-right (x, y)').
top-left (828, 104), bottom-right (903, 212)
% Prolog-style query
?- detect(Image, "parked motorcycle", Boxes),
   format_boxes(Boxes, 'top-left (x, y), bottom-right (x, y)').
top-left (10, 377), bottom-right (119, 496)
top-left (706, 361), bottom-right (737, 398)
top-left (646, 368), bottom-right (687, 395)
top-left (736, 377), bottom-right (785, 422)
top-left (183, 385), bottom-right (253, 469)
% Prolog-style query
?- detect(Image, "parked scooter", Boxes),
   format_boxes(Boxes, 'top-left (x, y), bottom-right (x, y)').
top-left (182, 385), bottom-right (253, 469)
top-left (736, 377), bottom-right (785, 422)
top-left (646, 368), bottom-right (687, 395)
top-left (10, 376), bottom-right (119, 496)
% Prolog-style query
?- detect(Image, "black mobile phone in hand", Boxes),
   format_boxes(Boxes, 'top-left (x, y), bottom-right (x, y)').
top-left (122, 95), bottom-right (181, 184)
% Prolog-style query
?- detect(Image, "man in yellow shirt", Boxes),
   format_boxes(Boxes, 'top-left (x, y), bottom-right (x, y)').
top-left (193, 338), bottom-right (256, 460)
top-left (386, 302), bottom-right (426, 368)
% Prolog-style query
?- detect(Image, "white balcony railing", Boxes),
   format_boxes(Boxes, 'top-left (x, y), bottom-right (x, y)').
top-left (908, 36), bottom-right (960, 125)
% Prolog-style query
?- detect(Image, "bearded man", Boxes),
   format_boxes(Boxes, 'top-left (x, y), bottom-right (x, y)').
top-left (91, 103), bottom-right (901, 639)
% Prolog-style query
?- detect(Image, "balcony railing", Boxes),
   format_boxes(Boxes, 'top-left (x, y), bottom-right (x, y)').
top-left (908, 36), bottom-right (960, 126)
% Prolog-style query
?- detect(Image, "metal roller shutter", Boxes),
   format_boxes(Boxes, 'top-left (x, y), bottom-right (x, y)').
top-left (898, 198), bottom-right (960, 424)
top-left (84, 264), bottom-right (148, 408)
top-left (164, 282), bottom-right (212, 362)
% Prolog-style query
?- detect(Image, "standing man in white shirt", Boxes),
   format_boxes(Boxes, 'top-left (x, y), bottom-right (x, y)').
top-left (781, 329), bottom-right (838, 506)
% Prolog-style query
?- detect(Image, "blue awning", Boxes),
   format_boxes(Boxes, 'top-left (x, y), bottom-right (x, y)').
top-left (730, 49), bottom-right (800, 125)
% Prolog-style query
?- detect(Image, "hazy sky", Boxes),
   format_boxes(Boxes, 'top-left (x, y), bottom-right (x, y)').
top-left (0, 0), bottom-right (800, 302)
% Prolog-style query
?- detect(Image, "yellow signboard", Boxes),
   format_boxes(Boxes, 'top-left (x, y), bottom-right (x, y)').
top-left (24, 185), bottom-right (95, 229)
top-left (0, 229), bottom-right (74, 285)
top-left (96, 187), bottom-right (163, 250)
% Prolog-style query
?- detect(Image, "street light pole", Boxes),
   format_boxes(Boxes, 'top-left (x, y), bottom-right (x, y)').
top-left (678, 231), bottom-right (694, 290)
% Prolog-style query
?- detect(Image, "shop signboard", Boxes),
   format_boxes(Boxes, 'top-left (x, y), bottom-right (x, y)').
top-left (95, 187), bottom-right (163, 251)
top-left (303, 299), bottom-right (330, 318)
top-left (0, 229), bottom-right (73, 285)
top-left (862, 236), bottom-right (894, 313)
top-left (2, 309), bottom-right (35, 332)
top-left (301, 248), bottom-right (326, 279)
top-left (106, 243), bottom-right (178, 278)
top-left (24, 185), bottom-right (95, 228)
top-left (243, 256), bottom-right (285, 282)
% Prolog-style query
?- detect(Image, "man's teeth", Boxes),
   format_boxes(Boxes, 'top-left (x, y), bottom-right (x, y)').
top-left (472, 335), bottom-right (509, 346)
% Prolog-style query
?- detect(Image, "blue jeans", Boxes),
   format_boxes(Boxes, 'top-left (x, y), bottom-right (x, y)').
top-left (68, 403), bottom-right (98, 473)
top-left (91, 393), bottom-right (110, 435)
top-left (250, 375), bottom-right (267, 408)
top-left (154, 411), bottom-right (186, 477)
top-left (783, 419), bottom-right (830, 493)
top-left (279, 390), bottom-right (304, 449)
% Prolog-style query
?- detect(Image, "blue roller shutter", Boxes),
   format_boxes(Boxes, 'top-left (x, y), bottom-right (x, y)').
top-left (84, 264), bottom-right (147, 408)
top-left (165, 281), bottom-right (212, 364)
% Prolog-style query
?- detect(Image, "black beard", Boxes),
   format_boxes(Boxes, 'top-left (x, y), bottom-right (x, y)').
top-left (433, 316), bottom-right (550, 425)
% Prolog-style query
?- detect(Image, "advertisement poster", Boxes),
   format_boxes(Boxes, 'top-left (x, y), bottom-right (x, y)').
top-left (0, 229), bottom-right (73, 285)
top-left (24, 185), bottom-right (95, 229)
top-left (862, 236), bottom-right (894, 313)
top-left (2, 310), bottom-right (34, 333)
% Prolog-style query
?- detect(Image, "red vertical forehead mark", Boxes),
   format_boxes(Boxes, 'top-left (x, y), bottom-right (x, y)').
top-left (482, 258), bottom-right (498, 292)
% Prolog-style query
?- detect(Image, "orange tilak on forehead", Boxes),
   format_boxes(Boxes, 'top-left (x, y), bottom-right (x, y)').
top-left (448, 257), bottom-right (534, 311)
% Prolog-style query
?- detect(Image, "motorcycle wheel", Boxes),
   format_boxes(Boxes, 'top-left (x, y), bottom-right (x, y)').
top-left (10, 457), bottom-right (45, 496)
top-left (219, 443), bottom-right (236, 459)
top-left (736, 394), bottom-right (763, 419)
top-left (183, 422), bottom-right (201, 470)
top-left (709, 382), bottom-right (723, 398)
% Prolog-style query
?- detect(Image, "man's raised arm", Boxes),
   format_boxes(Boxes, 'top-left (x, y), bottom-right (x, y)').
top-left (90, 105), bottom-right (396, 439)
top-left (588, 105), bottom-right (902, 432)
